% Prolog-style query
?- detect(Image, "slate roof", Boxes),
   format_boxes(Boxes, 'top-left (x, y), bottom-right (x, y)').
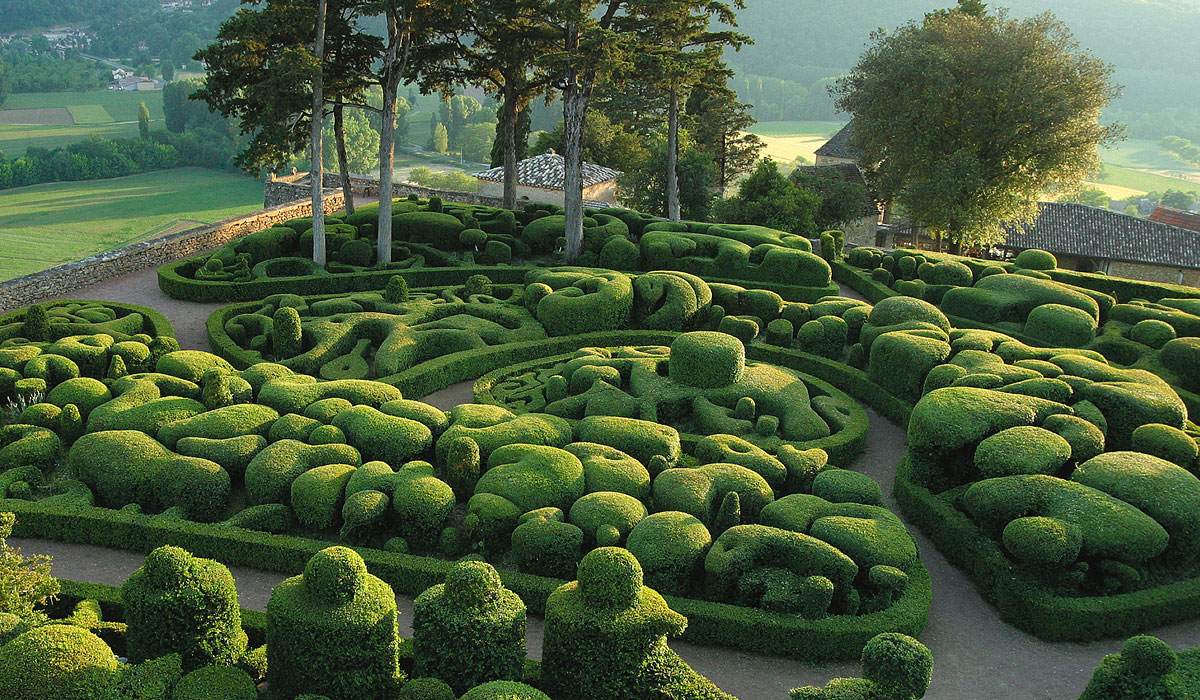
top-left (1001, 202), bottom-right (1200, 270)
top-left (814, 122), bottom-right (860, 160)
top-left (473, 152), bottom-right (622, 190)
top-left (1149, 205), bottom-right (1200, 233)
top-left (792, 163), bottom-right (881, 218)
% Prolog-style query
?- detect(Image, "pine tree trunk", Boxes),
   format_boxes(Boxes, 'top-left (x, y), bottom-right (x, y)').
top-left (562, 82), bottom-right (586, 263)
top-left (376, 8), bottom-right (404, 265)
top-left (310, 0), bottom-right (327, 267)
top-left (561, 15), bottom-right (586, 265)
top-left (334, 100), bottom-right (354, 216)
top-left (666, 89), bottom-right (681, 222)
top-left (502, 81), bottom-right (519, 210)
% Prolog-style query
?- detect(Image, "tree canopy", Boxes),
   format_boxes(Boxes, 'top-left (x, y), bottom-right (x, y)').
top-left (714, 159), bottom-right (819, 236)
top-left (832, 4), bottom-right (1122, 247)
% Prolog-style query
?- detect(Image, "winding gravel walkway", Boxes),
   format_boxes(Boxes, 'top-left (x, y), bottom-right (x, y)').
top-left (14, 273), bottom-right (1200, 699)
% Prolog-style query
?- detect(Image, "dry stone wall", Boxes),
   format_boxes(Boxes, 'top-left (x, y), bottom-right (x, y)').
top-left (264, 171), bottom-right (505, 209)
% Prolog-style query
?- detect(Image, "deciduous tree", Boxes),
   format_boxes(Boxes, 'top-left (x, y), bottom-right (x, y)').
top-left (714, 159), bottom-right (820, 236)
top-left (831, 3), bottom-right (1122, 247)
top-left (537, 0), bottom-right (633, 263)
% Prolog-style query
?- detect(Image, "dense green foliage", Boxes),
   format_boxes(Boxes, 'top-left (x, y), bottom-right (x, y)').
top-left (832, 6), bottom-right (1121, 247)
top-left (122, 545), bottom-right (246, 670)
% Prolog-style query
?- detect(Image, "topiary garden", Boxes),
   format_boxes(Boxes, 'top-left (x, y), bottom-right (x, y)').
top-left (7, 198), bottom-right (1200, 697)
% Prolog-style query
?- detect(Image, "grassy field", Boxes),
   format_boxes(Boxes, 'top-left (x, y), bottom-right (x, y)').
top-left (0, 91), bottom-right (166, 157)
top-left (1101, 138), bottom-right (1198, 174)
top-left (0, 168), bottom-right (264, 282)
top-left (744, 121), bottom-right (846, 166)
top-left (1089, 163), bottom-right (1199, 199)
top-left (745, 121), bottom-right (1200, 199)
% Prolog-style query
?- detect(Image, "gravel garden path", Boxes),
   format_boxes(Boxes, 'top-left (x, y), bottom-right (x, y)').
top-left (13, 271), bottom-right (1200, 700)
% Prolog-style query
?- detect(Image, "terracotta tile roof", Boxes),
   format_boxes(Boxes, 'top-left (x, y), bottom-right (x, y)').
top-left (1002, 202), bottom-right (1200, 270)
top-left (1148, 206), bottom-right (1200, 233)
top-left (474, 153), bottom-right (622, 190)
top-left (814, 122), bottom-right (860, 160)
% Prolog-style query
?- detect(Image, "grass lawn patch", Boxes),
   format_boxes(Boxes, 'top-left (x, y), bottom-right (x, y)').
top-left (66, 104), bottom-right (115, 125)
top-left (0, 91), bottom-right (165, 155)
top-left (1102, 138), bottom-right (1200, 175)
top-left (1089, 163), bottom-right (1200, 198)
top-left (0, 167), bottom-right (264, 282)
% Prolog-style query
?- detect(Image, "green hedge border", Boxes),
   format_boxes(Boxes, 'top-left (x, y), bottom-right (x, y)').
top-left (776, 344), bottom-right (1200, 642)
top-left (471, 342), bottom-right (871, 467)
top-left (892, 456), bottom-right (1200, 641)
top-left (160, 262), bottom-right (533, 304)
top-left (0, 299), bottom-right (176, 339)
top-left (164, 251), bottom-right (841, 305)
top-left (7, 500), bottom-right (929, 661)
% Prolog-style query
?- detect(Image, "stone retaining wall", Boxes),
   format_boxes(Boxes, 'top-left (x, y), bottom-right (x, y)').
top-left (0, 191), bottom-right (345, 314)
top-left (264, 171), bottom-right (505, 209)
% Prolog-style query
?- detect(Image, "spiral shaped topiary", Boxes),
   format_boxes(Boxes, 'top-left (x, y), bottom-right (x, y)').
top-left (266, 546), bottom-right (401, 700)
top-left (412, 560), bottom-right (527, 694)
top-left (122, 545), bottom-right (246, 672)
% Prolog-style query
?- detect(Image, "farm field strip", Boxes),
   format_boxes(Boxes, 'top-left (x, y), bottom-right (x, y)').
top-left (66, 104), bottom-right (116, 125)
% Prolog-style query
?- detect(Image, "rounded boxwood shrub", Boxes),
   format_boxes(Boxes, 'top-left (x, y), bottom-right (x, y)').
top-left (1131, 319), bottom-right (1177, 349)
top-left (511, 515), bottom-right (584, 579)
top-left (1072, 451), bottom-right (1200, 558)
top-left (625, 511), bottom-right (711, 596)
top-left (1024, 303), bottom-right (1096, 348)
top-left (668, 331), bottom-right (745, 389)
top-left (396, 212), bottom-right (465, 247)
top-left (1080, 635), bottom-right (1181, 700)
top-left (811, 469), bottom-right (884, 506)
top-left (266, 547), bottom-right (401, 700)
top-left (860, 632), bottom-right (933, 700)
top-left (974, 426), bottom-right (1072, 479)
top-left (392, 462), bottom-right (456, 551)
top-left (171, 665), bottom-right (257, 700)
top-left (122, 545), bottom-right (247, 671)
top-left (568, 491), bottom-right (647, 543)
top-left (398, 678), bottom-right (456, 700)
top-left (291, 463), bottom-right (357, 530)
top-left (1001, 516), bottom-right (1083, 567)
top-left (412, 561), bottom-right (526, 694)
top-left (460, 681), bottom-right (551, 700)
top-left (1131, 423), bottom-right (1198, 469)
top-left (1014, 248), bottom-right (1057, 271)
top-left (0, 624), bottom-right (118, 700)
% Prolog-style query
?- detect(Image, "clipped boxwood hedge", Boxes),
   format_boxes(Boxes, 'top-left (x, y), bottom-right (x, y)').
top-left (5, 498), bottom-right (928, 661)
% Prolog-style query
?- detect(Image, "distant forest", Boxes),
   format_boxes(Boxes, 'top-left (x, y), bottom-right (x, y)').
top-left (730, 0), bottom-right (1200, 139)
top-left (3, 0), bottom-right (1198, 140)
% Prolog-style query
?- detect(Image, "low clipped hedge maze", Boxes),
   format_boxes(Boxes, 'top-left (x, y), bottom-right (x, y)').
top-left (9, 197), bottom-right (1200, 696)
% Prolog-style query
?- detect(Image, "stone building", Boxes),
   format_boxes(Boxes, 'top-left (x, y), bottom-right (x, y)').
top-left (792, 163), bottom-right (882, 247)
top-left (473, 152), bottom-right (622, 208)
top-left (999, 202), bottom-right (1200, 285)
top-left (813, 123), bottom-right (860, 166)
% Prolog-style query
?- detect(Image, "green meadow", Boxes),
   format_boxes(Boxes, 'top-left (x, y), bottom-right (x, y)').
top-left (0, 168), bottom-right (263, 282)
